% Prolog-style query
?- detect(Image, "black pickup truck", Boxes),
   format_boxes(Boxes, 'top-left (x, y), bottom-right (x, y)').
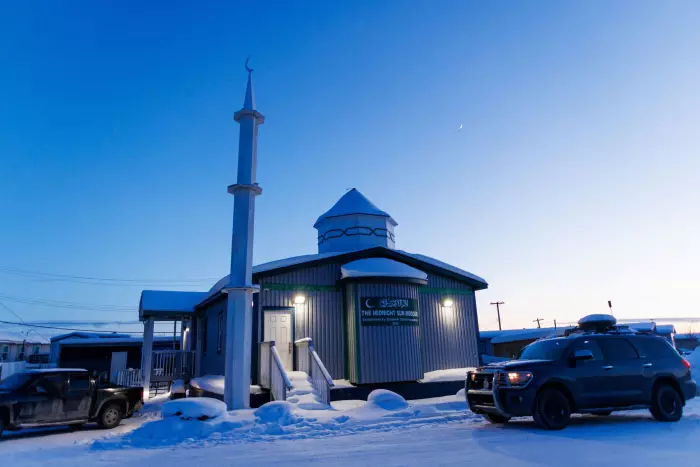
top-left (0, 368), bottom-right (143, 436)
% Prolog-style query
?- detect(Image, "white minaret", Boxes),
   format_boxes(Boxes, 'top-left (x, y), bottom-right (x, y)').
top-left (223, 60), bottom-right (264, 410)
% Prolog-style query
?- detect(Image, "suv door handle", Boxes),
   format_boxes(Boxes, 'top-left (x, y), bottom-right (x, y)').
top-left (643, 363), bottom-right (653, 368)
top-left (602, 365), bottom-right (614, 370)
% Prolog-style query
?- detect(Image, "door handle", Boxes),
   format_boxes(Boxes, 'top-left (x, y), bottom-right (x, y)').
top-left (602, 365), bottom-right (614, 370)
top-left (643, 363), bottom-right (653, 368)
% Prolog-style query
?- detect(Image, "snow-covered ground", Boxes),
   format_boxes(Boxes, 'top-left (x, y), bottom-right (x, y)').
top-left (3, 386), bottom-right (700, 466)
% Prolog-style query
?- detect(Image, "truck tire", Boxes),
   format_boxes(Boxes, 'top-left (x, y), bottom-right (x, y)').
top-left (98, 404), bottom-right (123, 430)
top-left (482, 413), bottom-right (511, 424)
top-left (650, 384), bottom-right (683, 422)
top-left (533, 388), bottom-right (571, 430)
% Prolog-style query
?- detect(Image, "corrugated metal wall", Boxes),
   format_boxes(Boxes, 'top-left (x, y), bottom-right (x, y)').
top-left (346, 283), bottom-right (357, 382)
top-left (349, 283), bottom-right (423, 384)
top-left (420, 275), bottom-right (480, 372)
top-left (196, 259), bottom-right (482, 382)
top-left (258, 263), bottom-right (345, 379)
top-left (200, 298), bottom-right (227, 376)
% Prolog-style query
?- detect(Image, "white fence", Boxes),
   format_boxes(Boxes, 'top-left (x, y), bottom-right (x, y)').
top-left (151, 350), bottom-right (195, 381)
top-left (295, 338), bottom-right (334, 405)
top-left (114, 368), bottom-right (143, 387)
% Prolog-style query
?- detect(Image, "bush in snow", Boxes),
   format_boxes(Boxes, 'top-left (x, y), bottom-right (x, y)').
top-left (162, 398), bottom-right (227, 421)
top-left (456, 388), bottom-right (466, 399)
top-left (367, 390), bottom-right (408, 411)
top-left (254, 401), bottom-right (298, 426)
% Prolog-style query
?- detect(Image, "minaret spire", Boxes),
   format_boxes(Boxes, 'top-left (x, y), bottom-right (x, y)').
top-left (223, 58), bottom-right (265, 410)
top-left (243, 56), bottom-right (255, 110)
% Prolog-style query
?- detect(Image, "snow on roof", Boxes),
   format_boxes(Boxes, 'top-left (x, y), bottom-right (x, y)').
top-left (56, 336), bottom-right (176, 346)
top-left (341, 258), bottom-right (427, 281)
top-left (205, 248), bottom-right (487, 301)
top-left (313, 189), bottom-right (397, 228)
top-left (0, 330), bottom-right (49, 344)
top-left (140, 290), bottom-right (208, 315)
top-left (51, 331), bottom-right (133, 342)
top-left (626, 322), bottom-right (656, 332)
top-left (394, 250), bottom-right (487, 286)
top-left (480, 327), bottom-right (571, 344)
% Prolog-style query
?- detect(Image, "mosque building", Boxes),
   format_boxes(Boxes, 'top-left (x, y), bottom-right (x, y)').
top-left (137, 66), bottom-right (488, 405)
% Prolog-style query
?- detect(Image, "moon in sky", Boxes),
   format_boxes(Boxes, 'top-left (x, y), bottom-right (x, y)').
top-left (457, 124), bottom-right (463, 131)
top-left (365, 299), bottom-right (374, 309)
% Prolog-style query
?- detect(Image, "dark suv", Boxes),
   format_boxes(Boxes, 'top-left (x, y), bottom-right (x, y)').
top-left (467, 319), bottom-right (696, 430)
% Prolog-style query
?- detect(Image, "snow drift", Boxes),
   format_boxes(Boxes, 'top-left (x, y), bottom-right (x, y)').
top-left (162, 398), bottom-right (227, 420)
top-left (93, 390), bottom-right (475, 450)
top-left (367, 390), bottom-right (408, 410)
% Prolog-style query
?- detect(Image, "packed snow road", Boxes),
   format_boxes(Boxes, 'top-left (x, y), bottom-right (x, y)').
top-left (3, 398), bottom-right (700, 466)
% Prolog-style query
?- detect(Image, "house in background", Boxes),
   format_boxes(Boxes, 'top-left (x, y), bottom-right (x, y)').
top-left (0, 330), bottom-right (50, 363)
top-left (674, 334), bottom-right (700, 352)
top-left (479, 327), bottom-right (571, 359)
top-left (49, 332), bottom-right (179, 383)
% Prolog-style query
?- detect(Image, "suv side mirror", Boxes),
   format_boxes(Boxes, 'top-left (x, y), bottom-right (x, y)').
top-left (573, 350), bottom-right (594, 361)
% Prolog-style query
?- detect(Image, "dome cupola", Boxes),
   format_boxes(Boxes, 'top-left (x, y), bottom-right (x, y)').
top-left (314, 189), bottom-right (397, 253)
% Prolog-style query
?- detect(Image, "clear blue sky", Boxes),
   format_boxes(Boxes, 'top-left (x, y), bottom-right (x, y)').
top-left (1, 1), bottom-right (698, 335)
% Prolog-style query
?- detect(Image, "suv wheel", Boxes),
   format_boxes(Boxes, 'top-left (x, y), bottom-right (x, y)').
top-left (99, 404), bottom-right (123, 429)
top-left (533, 388), bottom-right (571, 430)
top-left (650, 384), bottom-right (683, 422)
top-left (482, 413), bottom-right (511, 424)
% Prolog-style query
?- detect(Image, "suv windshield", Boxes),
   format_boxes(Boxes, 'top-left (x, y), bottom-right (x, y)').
top-left (518, 339), bottom-right (568, 361)
top-left (0, 372), bottom-right (32, 391)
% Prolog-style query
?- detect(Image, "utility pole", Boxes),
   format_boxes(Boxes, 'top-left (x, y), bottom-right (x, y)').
top-left (554, 319), bottom-right (557, 329)
top-left (490, 302), bottom-right (504, 330)
top-left (608, 300), bottom-right (613, 315)
top-left (533, 318), bottom-right (543, 328)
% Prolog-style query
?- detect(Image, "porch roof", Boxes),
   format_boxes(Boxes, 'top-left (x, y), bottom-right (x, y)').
top-left (139, 290), bottom-right (208, 320)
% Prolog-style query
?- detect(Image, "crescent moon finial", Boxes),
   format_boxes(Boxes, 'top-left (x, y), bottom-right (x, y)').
top-left (245, 56), bottom-right (253, 74)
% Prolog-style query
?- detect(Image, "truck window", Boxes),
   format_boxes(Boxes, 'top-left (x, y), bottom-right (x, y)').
top-left (69, 373), bottom-right (90, 392)
top-left (597, 338), bottom-right (639, 361)
top-left (569, 339), bottom-right (604, 360)
top-left (633, 337), bottom-right (680, 359)
top-left (34, 374), bottom-right (66, 395)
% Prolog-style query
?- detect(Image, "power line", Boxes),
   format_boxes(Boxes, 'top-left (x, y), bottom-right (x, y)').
top-left (0, 293), bottom-right (134, 312)
top-left (0, 265), bottom-right (219, 285)
top-left (0, 319), bottom-right (176, 334)
top-left (0, 300), bottom-right (48, 340)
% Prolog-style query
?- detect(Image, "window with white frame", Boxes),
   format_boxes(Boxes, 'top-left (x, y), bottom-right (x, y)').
top-left (33, 344), bottom-right (41, 355)
top-left (18, 344), bottom-right (25, 361)
top-left (1, 345), bottom-right (9, 361)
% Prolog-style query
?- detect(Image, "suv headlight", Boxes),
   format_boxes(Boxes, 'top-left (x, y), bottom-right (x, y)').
top-left (507, 371), bottom-right (533, 387)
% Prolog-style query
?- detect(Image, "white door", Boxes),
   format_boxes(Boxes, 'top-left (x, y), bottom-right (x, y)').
top-left (110, 351), bottom-right (128, 381)
top-left (264, 311), bottom-right (293, 370)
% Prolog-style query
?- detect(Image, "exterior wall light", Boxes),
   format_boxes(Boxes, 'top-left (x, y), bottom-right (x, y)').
top-left (443, 298), bottom-right (454, 308)
top-left (294, 295), bottom-right (306, 305)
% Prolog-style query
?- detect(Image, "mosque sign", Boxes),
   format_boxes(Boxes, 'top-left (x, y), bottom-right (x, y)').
top-left (360, 297), bottom-right (419, 326)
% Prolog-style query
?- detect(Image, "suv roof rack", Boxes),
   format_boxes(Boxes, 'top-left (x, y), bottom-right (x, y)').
top-left (563, 314), bottom-right (658, 337)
